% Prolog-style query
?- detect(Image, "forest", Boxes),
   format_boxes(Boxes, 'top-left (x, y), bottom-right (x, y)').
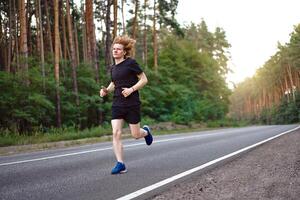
top-left (229, 25), bottom-right (300, 125)
top-left (0, 0), bottom-right (299, 138)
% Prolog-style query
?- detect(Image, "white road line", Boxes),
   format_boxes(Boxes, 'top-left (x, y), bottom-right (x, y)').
top-left (116, 125), bottom-right (300, 200)
top-left (0, 144), bottom-right (136, 167)
top-left (0, 147), bottom-right (111, 166)
top-left (0, 134), bottom-right (205, 167)
top-left (0, 126), bottom-right (297, 167)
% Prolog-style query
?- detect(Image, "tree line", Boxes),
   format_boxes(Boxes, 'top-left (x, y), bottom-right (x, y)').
top-left (229, 24), bottom-right (300, 124)
top-left (0, 0), bottom-right (231, 134)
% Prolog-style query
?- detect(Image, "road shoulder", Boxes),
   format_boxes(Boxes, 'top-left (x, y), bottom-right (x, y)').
top-left (151, 128), bottom-right (300, 200)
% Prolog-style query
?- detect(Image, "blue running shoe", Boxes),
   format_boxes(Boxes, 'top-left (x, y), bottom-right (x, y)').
top-left (111, 162), bottom-right (127, 174)
top-left (143, 125), bottom-right (153, 145)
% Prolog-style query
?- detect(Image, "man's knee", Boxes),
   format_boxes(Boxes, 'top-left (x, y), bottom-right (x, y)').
top-left (131, 130), bottom-right (141, 139)
top-left (132, 135), bottom-right (139, 139)
top-left (113, 129), bottom-right (122, 139)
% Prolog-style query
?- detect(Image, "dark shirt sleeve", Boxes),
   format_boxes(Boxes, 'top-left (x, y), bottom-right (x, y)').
top-left (129, 59), bottom-right (143, 75)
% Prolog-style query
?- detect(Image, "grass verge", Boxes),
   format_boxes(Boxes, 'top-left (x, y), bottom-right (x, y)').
top-left (0, 126), bottom-right (112, 147)
top-left (0, 119), bottom-right (250, 152)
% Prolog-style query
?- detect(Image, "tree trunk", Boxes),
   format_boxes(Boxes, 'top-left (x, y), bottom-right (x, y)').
top-left (274, 89), bottom-right (280, 105)
top-left (7, 0), bottom-right (13, 72)
top-left (121, 0), bottom-right (126, 34)
top-left (297, 71), bottom-right (300, 91)
top-left (279, 79), bottom-right (285, 97)
top-left (14, 0), bottom-right (20, 73)
top-left (284, 76), bottom-right (290, 103)
top-left (0, 13), bottom-right (3, 70)
top-left (295, 70), bottom-right (300, 90)
top-left (85, 2), bottom-right (91, 62)
top-left (66, 0), bottom-right (80, 107)
top-left (86, 0), bottom-right (101, 124)
top-left (82, 21), bottom-right (88, 63)
top-left (74, 21), bottom-right (80, 65)
top-left (85, 2), bottom-right (92, 60)
top-left (143, 0), bottom-right (148, 68)
top-left (54, 0), bottom-right (61, 127)
top-left (61, 11), bottom-right (69, 60)
top-left (105, 0), bottom-right (113, 69)
top-left (286, 64), bottom-right (295, 102)
top-left (35, 0), bottom-right (41, 55)
top-left (86, 0), bottom-right (99, 83)
top-left (297, 71), bottom-right (300, 89)
top-left (113, 0), bottom-right (118, 39)
top-left (36, 0), bottom-right (46, 91)
top-left (26, 0), bottom-right (30, 55)
top-left (1, 23), bottom-right (8, 71)
top-left (153, 0), bottom-right (158, 71)
top-left (45, 0), bottom-right (54, 55)
top-left (132, 0), bottom-right (139, 57)
top-left (132, 0), bottom-right (139, 39)
top-left (262, 88), bottom-right (267, 108)
top-left (19, 0), bottom-right (29, 84)
top-left (27, 0), bottom-right (33, 56)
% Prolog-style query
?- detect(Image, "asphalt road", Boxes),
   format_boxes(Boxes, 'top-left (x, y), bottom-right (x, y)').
top-left (0, 125), bottom-right (299, 200)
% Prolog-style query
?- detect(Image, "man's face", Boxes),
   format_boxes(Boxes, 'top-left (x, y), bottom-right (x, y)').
top-left (112, 43), bottom-right (125, 59)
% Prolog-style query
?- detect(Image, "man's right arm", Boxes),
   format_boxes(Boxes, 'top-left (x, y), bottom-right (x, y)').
top-left (100, 82), bottom-right (115, 97)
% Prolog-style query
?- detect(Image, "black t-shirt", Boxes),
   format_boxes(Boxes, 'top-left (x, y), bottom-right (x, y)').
top-left (111, 58), bottom-right (143, 107)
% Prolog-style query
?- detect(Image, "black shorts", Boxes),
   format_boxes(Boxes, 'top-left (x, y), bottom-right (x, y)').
top-left (112, 105), bottom-right (141, 124)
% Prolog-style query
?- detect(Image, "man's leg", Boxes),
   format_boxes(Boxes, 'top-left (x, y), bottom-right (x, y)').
top-left (111, 119), bottom-right (124, 162)
top-left (130, 123), bottom-right (153, 146)
top-left (129, 123), bottom-right (147, 139)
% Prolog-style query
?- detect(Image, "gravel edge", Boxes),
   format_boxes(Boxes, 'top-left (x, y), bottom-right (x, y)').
top-left (151, 129), bottom-right (300, 200)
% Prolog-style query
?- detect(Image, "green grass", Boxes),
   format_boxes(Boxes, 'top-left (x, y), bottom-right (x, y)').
top-left (207, 119), bottom-right (250, 128)
top-left (0, 120), bottom-right (250, 148)
top-left (0, 126), bottom-right (112, 147)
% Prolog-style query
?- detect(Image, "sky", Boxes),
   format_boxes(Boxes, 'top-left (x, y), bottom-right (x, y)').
top-left (176, 0), bottom-right (300, 85)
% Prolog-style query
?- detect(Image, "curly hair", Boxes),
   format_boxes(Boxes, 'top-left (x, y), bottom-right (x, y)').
top-left (112, 35), bottom-right (136, 58)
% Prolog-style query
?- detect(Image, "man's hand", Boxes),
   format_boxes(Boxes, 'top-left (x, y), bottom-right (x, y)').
top-left (100, 86), bottom-right (108, 97)
top-left (122, 87), bottom-right (134, 98)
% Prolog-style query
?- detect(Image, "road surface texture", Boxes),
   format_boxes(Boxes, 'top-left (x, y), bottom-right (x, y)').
top-left (0, 125), bottom-right (299, 200)
top-left (151, 125), bottom-right (300, 200)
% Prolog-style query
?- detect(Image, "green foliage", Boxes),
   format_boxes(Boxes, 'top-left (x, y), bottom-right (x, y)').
top-left (157, 0), bottom-right (184, 37)
top-left (0, 60), bottom-right (103, 134)
top-left (273, 92), bottom-right (300, 124)
top-left (141, 32), bottom-right (231, 125)
top-left (230, 23), bottom-right (300, 125)
top-left (247, 91), bottom-right (300, 125)
top-left (1, 20), bottom-right (232, 135)
top-left (0, 71), bottom-right (55, 133)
